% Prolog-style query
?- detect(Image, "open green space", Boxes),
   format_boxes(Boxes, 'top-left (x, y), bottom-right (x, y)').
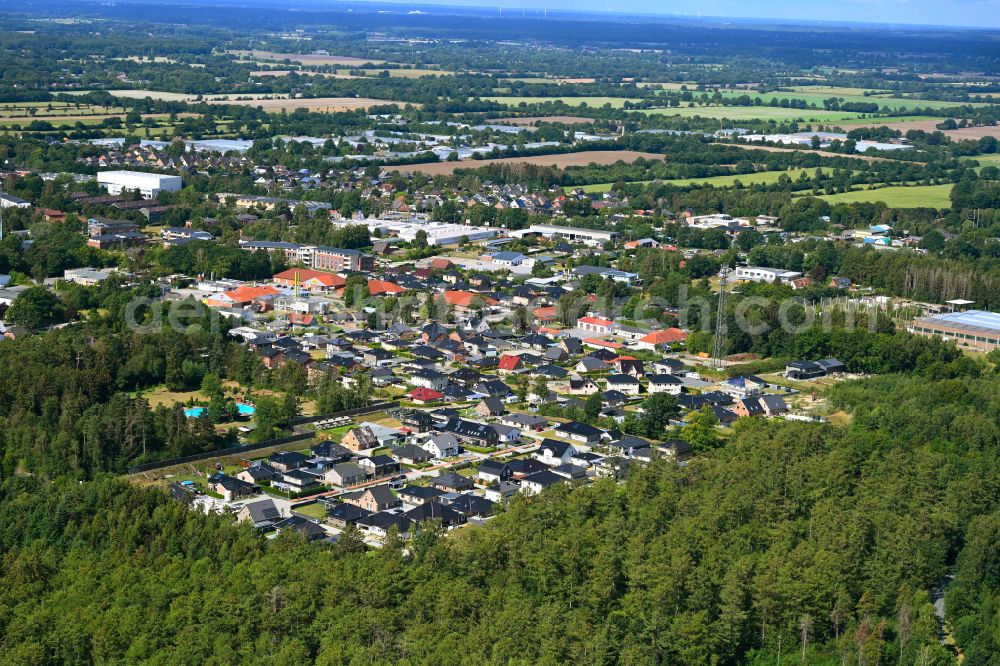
top-left (712, 89), bottom-right (983, 112)
top-left (565, 168), bottom-right (823, 193)
top-left (809, 183), bottom-right (954, 208)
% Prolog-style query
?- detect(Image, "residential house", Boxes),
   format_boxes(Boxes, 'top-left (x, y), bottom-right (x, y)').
top-left (431, 471), bottom-right (474, 492)
top-left (392, 444), bottom-right (433, 465)
top-left (236, 499), bottom-right (282, 529)
top-left (423, 433), bottom-right (462, 458)
top-left (536, 438), bottom-right (577, 466)
top-left (554, 421), bottom-right (604, 445)
top-left (449, 495), bottom-right (495, 519)
top-left (342, 426), bottom-right (379, 452)
top-left (407, 387), bottom-right (445, 404)
top-left (344, 486), bottom-right (400, 513)
top-left (477, 460), bottom-right (513, 485)
top-left (483, 481), bottom-right (520, 502)
top-left (324, 462), bottom-right (367, 487)
top-left (759, 394), bottom-right (789, 417)
top-left (269, 451), bottom-right (310, 472)
top-left (404, 501), bottom-right (468, 528)
top-left (409, 368), bottom-right (450, 390)
top-left (578, 316), bottom-right (613, 335)
top-left (280, 468), bottom-right (322, 492)
top-left (520, 469), bottom-right (565, 495)
top-left (357, 454), bottom-right (400, 478)
top-left (605, 374), bottom-right (642, 396)
top-left (567, 377), bottom-right (601, 395)
top-left (785, 358), bottom-right (845, 380)
top-left (575, 357), bottom-right (608, 374)
top-left (237, 462), bottom-right (279, 485)
top-left (475, 397), bottom-right (506, 419)
top-left (497, 354), bottom-right (524, 375)
top-left (720, 374), bottom-right (768, 399)
top-left (647, 374), bottom-right (684, 395)
top-left (272, 516), bottom-right (326, 541)
top-left (490, 423), bottom-right (521, 445)
top-left (327, 503), bottom-right (373, 529)
top-left (398, 485), bottom-right (445, 507)
top-left (500, 412), bottom-right (549, 432)
top-left (636, 328), bottom-right (688, 351)
top-left (208, 474), bottom-right (258, 501)
top-left (357, 512), bottom-right (411, 540)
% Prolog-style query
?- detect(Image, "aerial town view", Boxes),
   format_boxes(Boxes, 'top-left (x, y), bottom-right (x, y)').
top-left (1, 0), bottom-right (999, 663)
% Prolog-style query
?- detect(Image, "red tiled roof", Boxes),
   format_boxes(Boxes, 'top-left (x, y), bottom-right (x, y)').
top-left (578, 316), bottom-right (613, 328)
top-left (407, 388), bottom-right (444, 401)
top-left (216, 285), bottom-right (280, 304)
top-left (583, 337), bottom-right (623, 349)
top-left (533, 306), bottom-right (557, 321)
top-left (444, 290), bottom-right (499, 307)
top-left (368, 279), bottom-right (406, 295)
top-left (273, 269), bottom-right (346, 288)
top-left (498, 354), bottom-right (521, 371)
top-left (639, 328), bottom-right (688, 345)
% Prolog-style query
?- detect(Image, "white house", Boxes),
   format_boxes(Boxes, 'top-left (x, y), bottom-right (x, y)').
top-left (423, 433), bottom-right (461, 458)
top-left (733, 266), bottom-right (802, 284)
top-left (577, 316), bottom-right (613, 335)
top-left (535, 439), bottom-right (577, 466)
top-left (647, 374), bottom-right (684, 395)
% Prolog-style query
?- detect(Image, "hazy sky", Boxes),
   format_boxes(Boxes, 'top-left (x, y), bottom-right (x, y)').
top-left (363, 0), bottom-right (1000, 29)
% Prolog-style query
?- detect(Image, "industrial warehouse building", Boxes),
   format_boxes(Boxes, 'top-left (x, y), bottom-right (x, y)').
top-left (511, 224), bottom-right (620, 247)
top-left (97, 170), bottom-right (183, 198)
top-left (912, 310), bottom-right (1000, 351)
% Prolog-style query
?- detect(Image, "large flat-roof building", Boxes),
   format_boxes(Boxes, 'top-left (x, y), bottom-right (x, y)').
top-left (342, 218), bottom-right (497, 246)
top-left (912, 310), bottom-right (1000, 351)
top-left (734, 266), bottom-right (803, 284)
top-left (97, 171), bottom-right (183, 198)
top-left (513, 224), bottom-right (620, 247)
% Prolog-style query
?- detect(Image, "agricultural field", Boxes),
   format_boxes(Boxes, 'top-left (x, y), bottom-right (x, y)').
top-left (712, 88), bottom-right (981, 111)
top-left (204, 96), bottom-right (411, 112)
top-left (493, 115), bottom-right (595, 125)
top-left (228, 49), bottom-right (387, 66)
top-left (249, 69), bottom-right (360, 79)
top-left (939, 125), bottom-right (1000, 140)
top-left (483, 96), bottom-right (642, 108)
top-left (836, 117), bottom-right (947, 130)
top-left (963, 153), bottom-right (1000, 166)
top-left (500, 77), bottom-right (597, 84)
top-left (390, 149), bottom-right (662, 176)
top-left (786, 85), bottom-right (885, 96)
top-left (251, 67), bottom-right (454, 79)
top-left (0, 112), bottom-right (195, 130)
top-left (565, 168), bottom-right (814, 193)
top-left (723, 142), bottom-right (919, 163)
top-left (643, 106), bottom-right (878, 121)
top-left (811, 183), bottom-right (954, 208)
top-left (0, 101), bottom-right (127, 117)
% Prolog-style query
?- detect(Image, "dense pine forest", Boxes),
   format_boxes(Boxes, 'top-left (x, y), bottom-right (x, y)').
top-left (1, 368), bottom-right (999, 664)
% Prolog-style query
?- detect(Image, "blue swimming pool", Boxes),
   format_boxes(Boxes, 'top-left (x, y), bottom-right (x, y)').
top-left (184, 406), bottom-right (207, 418)
top-left (236, 402), bottom-right (256, 417)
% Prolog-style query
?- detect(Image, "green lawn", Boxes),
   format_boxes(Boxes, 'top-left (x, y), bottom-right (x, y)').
top-left (292, 502), bottom-right (328, 520)
top-left (811, 183), bottom-right (954, 208)
top-left (641, 106), bottom-right (870, 121)
top-left (962, 154), bottom-right (1000, 167)
top-left (565, 168), bottom-right (821, 193)
top-left (712, 89), bottom-right (983, 112)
